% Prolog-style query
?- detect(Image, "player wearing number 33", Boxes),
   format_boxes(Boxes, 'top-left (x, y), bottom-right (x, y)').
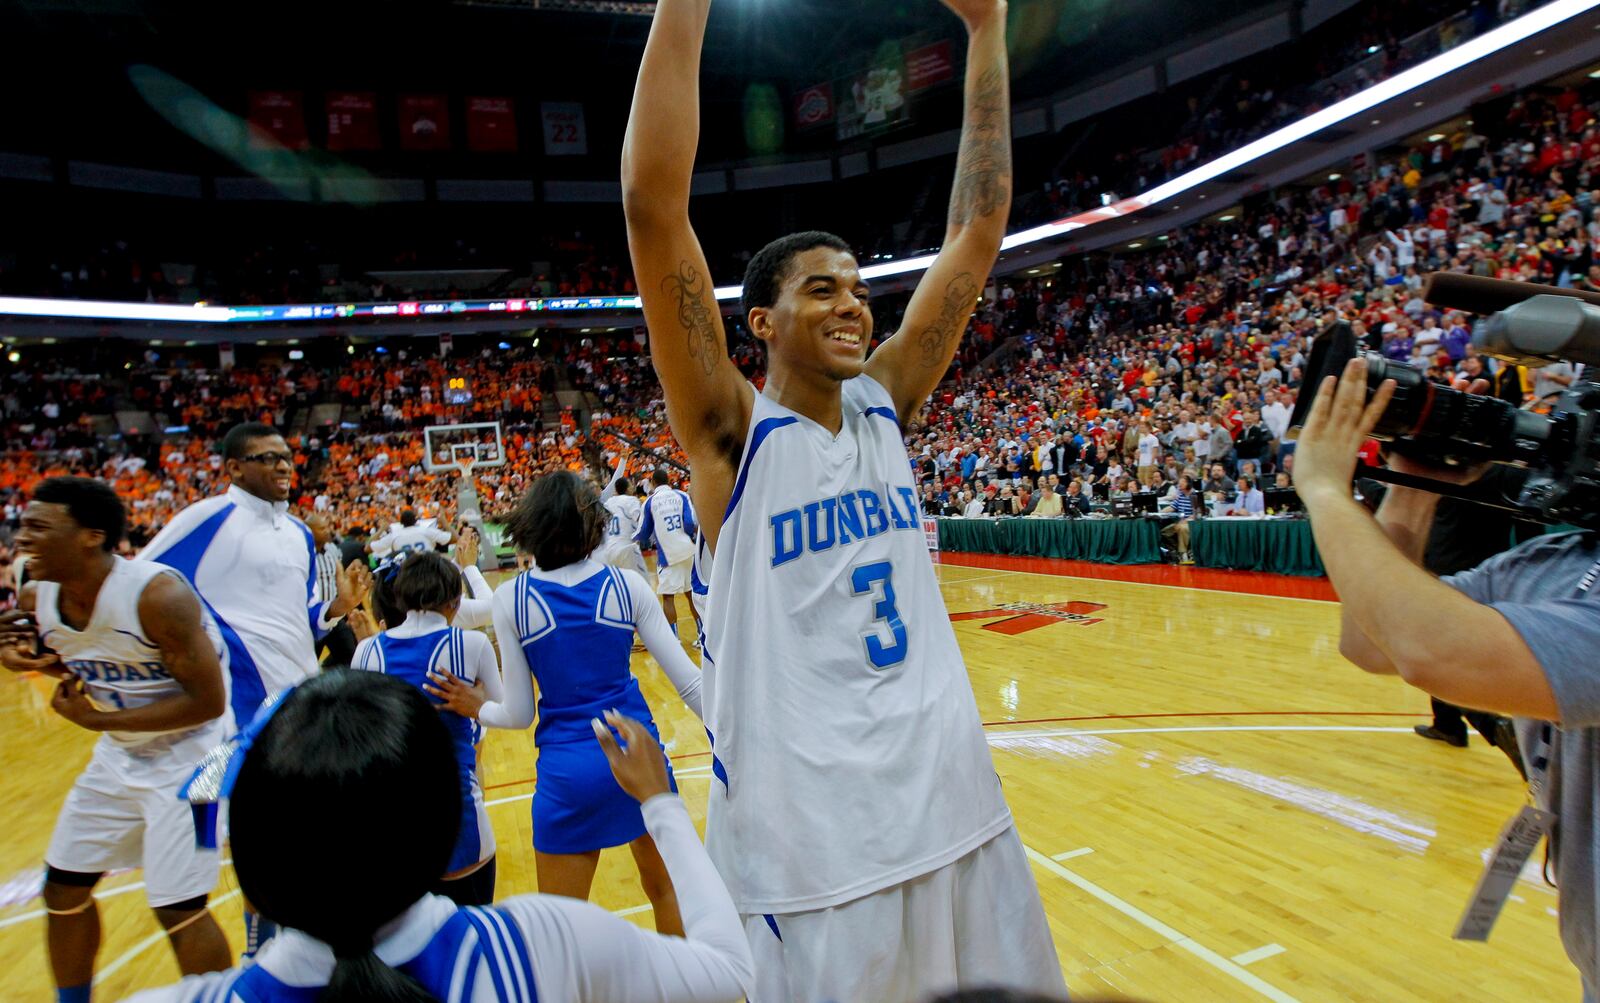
top-left (622, 1), bottom-right (1061, 999)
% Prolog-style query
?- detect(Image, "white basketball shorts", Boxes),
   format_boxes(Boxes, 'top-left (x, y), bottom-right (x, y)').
top-left (742, 825), bottom-right (1064, 1003)
top-left (600, 543), bottom-right (648, 577)
top-left (45, 742), bottom-right (220, 907)
top-left (656, 558), bottom-right (694, 596)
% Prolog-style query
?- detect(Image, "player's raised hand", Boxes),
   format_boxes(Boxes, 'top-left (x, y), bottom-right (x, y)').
top-left (592, 709), bottom-right (673, 803)
top-left (425, 671), bottom-right (487, 719)
top-left (455, 526), bottom-right (480, 570)
top-left (328, 560), bottom-right (374, 618)
top-left (938, 0), bottom-right (1006, 28)
top-left (346, 607), bottom-right (378, 642)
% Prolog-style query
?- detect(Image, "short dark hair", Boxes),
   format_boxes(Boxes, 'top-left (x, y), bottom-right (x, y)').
top-left (507, 472), bottom-right (605, 571)
top-left (741, 230), bottom-right (853, 318)
top-left (651, 469), bottom-right (671, 488)
top-left (220, 422), bottom-right (281, 461)
top-left (614, 477), bottom-right (632, 497)
top-left (400, 509), bottom-right (418, 527)
top-left (230, 670), bottom-right (457, 1000)
top-left (32, 477), bottom-right (124, 551)
top-left (392, 552), bottom-right (462, 615)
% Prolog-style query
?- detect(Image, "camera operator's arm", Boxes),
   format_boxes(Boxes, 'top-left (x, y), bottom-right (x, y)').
top-left (1295, 358), bottom-right (1560, 720)
top-left (1335, 482), bottom-right (1441, 674)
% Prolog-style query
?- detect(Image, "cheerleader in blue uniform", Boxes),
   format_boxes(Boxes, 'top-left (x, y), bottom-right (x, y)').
top-left (430, 471), bottom-right (704, 935)
top-left (353, 551), bottom-right (502, 905)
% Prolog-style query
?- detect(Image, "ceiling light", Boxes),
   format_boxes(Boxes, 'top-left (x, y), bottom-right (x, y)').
top-left (1328, 173), bottom-right (1342, 181)
top-left (6, 352), bottom-right (18, 364)
top-left (1219, 214), bottom-right (1236, 222)
top-left (346, 345), bottom-right (355, 355)
top-left (1413, 101), bottom-right (1424, 107)
top-left (1128, 242), bottom-right (1143, 249)
top-left (1428, 133), bottom-right (1446, 141)
top-left (1590, 69), bottom-right (1600, 78)
top-left (1372, 119), bottom-right (1382, 125)
top-left (1028, 269), bottom-right (1040, 274)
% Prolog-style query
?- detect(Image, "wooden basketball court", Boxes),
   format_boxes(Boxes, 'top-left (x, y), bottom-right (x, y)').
top-left (0, 556), bottom-right (1573, 1001)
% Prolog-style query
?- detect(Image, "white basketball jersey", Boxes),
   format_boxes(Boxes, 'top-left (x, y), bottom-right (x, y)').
top-left (375, 523), bottom-right (450, 558)
top-left (702, 375), bottom-right (1011, 914)
top-left (35, 558), bottom-right (230, 757)
top-left (602, 495), bottom-right (644, 553)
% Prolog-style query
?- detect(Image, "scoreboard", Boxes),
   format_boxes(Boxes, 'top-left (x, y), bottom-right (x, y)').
top-left (444, 376), bottom-right (472, 405)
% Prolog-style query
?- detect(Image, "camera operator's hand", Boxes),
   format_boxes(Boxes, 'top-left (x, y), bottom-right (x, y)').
top-left (1294, 357), bottom-right (1396, 509)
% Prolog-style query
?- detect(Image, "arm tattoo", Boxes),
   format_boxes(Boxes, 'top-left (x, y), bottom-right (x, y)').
top-left (916, 273), bottom-right (980, 369)
top-left (661, 261), bottom-right (722, 376)
top-left (948, 67), bottom-right (1011, 227)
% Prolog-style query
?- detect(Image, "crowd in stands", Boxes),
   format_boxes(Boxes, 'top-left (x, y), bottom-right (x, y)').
top-left (0, 2), bottom-right (1548, 311)
top-left (903, 74), bottom-right (1599, 561)
top-left (1020, 0), bottom-right (1542, 226)
top-left (0, 64), bottom-right (1594, 567)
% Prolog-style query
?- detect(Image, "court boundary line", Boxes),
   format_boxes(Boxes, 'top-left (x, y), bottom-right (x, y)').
top-left (935, 561), bottom-right (1338, 603)
top-left (478, 714), bottom-right (1424, 784)
top-left (1024, 846), bottom-right (1302, 1003)
top-left (93, 888), bottom-right (242, 987)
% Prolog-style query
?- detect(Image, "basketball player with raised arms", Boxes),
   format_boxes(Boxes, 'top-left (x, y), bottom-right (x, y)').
top-left (622, 1), bottom-right (1062, 999)
top-left (599, 452), bottom-right (649, 576)
top-left (0, 477), bottom-right (232, 1003)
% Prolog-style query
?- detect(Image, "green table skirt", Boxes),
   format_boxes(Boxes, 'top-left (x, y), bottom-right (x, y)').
top-left (1189, 518), bottom-right (1324, 577)
top-left (936, 517), bottom-right (1161, 564)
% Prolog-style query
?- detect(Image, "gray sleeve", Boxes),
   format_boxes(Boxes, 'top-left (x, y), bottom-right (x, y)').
top-left (1488, 597), bottom-right (1600, 728)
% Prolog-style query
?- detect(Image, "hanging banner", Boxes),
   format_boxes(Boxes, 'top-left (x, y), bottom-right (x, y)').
top-left (218, 342), bottom-right (235, 371)
top-left (793, 83), bottom-right (835, 130)
top-left (838, 64), bottom-right (906, 141)
top-left (466, 96), bottom-right (518, 152)
top-left (325, 91), bottom-right (380, 151)
top-left (247, 91), bottom-right (308, 149)
top-left (540, 102), bottom-right (588, 156)
top-left (399, 94), bottom-right (451, 151)
top-left (905, 40), bottom-right (955, 92)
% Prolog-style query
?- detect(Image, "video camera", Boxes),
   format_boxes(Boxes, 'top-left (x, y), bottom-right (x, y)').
top-left (1288, 274), bottom-right (1600, 529)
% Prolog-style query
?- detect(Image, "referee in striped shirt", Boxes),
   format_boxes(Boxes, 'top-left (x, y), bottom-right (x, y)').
top-left (307, 514), bottom-right (356, 666)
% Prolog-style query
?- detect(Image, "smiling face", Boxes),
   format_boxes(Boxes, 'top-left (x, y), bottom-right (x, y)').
top-left (16, 501), bottom-right (98, 583)
top-left (226, 433), bottom-right (294, 503)
top-left (749, 246), bottom-right (874, 384)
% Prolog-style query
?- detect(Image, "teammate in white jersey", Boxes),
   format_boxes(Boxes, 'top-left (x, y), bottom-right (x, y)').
top-left (0, 477), bottom-right (232, 1002)
top-left (598, 455), bottom-right (648, 575)
top-left (139, 421), bottom-right (372, 957)
top-left (635, 469), bottom-right (700, 638)
top-left (370, 508), bottom-right (452, 559)
top-left (623, 1), bottom-right (1062, 998)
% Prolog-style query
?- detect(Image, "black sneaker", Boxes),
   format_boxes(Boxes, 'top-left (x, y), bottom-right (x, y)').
top-left (1414, 724), bottom-right (1468, 748)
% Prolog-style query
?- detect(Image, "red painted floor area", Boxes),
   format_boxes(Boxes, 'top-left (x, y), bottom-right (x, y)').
top-left (936, 551), bottom-right (1339, 601)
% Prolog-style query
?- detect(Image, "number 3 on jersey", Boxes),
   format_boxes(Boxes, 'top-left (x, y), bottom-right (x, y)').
top-left (851, 561), bottom-right (907, 669)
